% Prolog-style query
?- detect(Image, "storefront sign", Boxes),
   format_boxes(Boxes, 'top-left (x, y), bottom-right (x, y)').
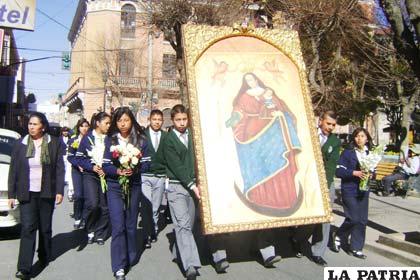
top-left (0, 1), bottom-right (36, 31)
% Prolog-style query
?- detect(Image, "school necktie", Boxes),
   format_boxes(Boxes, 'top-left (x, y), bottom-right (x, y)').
top-left (154, 132), bottom-right (159, 152)
top-left (180, 133), bottom-right (188, 148)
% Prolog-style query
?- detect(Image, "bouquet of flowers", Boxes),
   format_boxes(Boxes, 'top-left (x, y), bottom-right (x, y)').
top-left (87, 137), bottom-right (107, 193)
top-left (110, 143), bottom-right (142, 207)
top-left (358, 145), bottom-right (385, 191)
top-left (71, 138), bottom-right (80, 149)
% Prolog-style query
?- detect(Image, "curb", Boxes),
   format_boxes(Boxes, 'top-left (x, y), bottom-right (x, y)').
top-left (364, 241), bottom-right (420, 267)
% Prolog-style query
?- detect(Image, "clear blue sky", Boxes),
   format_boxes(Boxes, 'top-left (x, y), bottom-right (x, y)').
top-left (14, 0), bottom-right (79, 104)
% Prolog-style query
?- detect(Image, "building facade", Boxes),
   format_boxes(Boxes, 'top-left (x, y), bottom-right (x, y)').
top-left (0, 28), bottom-right (27, 130)
top-left (62, 0), bottom-right (180, 127)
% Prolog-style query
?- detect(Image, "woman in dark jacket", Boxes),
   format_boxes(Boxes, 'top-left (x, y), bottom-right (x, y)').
top-left (102, 107), bottom-right (150, 280)
top-left (67, 118), bottom-right (90, 229)
top-left (332, 127), bottom-right (373, 259)
top-left (8, 112), bottom-right (65, 279)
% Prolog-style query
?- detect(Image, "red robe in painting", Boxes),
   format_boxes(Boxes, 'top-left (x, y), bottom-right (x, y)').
top-left (233, 93), bottom-right (300, 209)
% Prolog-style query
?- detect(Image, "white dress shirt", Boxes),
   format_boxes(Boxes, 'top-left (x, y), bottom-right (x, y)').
top-left (149, 127), bottom-right (161, 151)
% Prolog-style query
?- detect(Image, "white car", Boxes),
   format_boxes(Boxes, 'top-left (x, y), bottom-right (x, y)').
top-left (0, 129), bottom-right (21, 227)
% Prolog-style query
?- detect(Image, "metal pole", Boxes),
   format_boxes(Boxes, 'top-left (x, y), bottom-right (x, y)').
top-left (147, 0), bottom-right (153, 110)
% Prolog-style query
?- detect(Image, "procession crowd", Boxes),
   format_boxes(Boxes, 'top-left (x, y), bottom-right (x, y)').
top-left (7, 104), bottom-right (419, 280)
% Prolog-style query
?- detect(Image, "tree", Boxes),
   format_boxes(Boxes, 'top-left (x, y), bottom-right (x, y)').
top-left (88, 31), bottom-right (148, 107)
top-left (379, 0), bottom-right (420, 148)
top-left (263, 0), bottom-right (406, 125)
top-left (150, 0), bottom-right (245, 105)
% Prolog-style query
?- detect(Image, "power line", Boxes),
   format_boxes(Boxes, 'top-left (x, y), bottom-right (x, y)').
top-left (15, 0), bottom-right (75, 41)
top-left (36, 8), bottom-right (107, 51)
top-left (12, 46), bottom-right (143, 53)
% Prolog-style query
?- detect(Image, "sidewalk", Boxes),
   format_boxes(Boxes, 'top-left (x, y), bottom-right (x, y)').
top-left (332, 183), bottom-right (420, 266)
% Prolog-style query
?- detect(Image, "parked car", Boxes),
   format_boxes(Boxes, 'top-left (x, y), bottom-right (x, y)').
top-left (0, 129), bottom-right (21, 227)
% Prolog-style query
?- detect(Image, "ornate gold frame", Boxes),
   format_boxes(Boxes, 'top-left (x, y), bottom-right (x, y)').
top-left (182, 24), bottom-right (332, 234)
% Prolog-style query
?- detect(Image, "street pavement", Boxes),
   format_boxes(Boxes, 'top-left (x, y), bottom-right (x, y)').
top-left (0, 188), bottom-right (411, 280)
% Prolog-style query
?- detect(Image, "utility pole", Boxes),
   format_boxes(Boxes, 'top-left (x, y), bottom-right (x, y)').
top-left (147, 0), bottom-right (153, 110)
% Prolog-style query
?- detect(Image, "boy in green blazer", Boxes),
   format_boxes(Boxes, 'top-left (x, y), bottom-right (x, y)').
top-left (310, 111), bottom-right (341, 266)
top-left (141, 109), bottom-right (168, 248)
top-left (161, 104), bottom-right (201, 280)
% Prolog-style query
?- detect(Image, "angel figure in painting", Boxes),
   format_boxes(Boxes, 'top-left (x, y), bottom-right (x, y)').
top-left (225, 72), bottom-right (303, 216)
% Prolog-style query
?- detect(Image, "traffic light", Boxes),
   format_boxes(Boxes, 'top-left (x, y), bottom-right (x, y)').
top-left (62, 52), bottom-right (71, 70)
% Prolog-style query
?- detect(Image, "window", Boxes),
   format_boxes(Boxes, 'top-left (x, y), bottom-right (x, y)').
top-left (121, 4), bottom-right (136, 38)
top-left (119, 50), bottom-right (134, 77)
top-left (162, 54), bottom-right (176, 78)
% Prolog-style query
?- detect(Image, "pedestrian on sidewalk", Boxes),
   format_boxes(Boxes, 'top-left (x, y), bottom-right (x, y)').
top-left (8, 112), bottom-right (65, 280)
top-left (159, 104), bottom-right (201, 280)
top-left (332, 127), bottom-right (373, 259)
top-left (67, 118), bottom-right (90, 230)
top-left (76, 112), bottom-right (111, 246)
top-left (381, 147), bottom-right (419, 196)
top-left (140, 109), bottom-right (168, 249)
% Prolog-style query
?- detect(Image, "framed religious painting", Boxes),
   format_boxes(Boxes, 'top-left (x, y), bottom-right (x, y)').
top-left (182, 24), bottom-right (332, 234)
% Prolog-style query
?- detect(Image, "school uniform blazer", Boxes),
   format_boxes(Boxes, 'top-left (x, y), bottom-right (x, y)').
top-left (161, 129), bottom-right (196, 189)
top-left (321, 134), bottom-right (341, 187)
top-left (102, 133), bottom-right (151, 181)
top-left (75, 131), bottom-right (105, 174)
top-left (143, 127), bottom-right (167, 176)
top-left (8, 134), bottom-right (65, 202)
top-left (335, 148), bottom-right (367, 196)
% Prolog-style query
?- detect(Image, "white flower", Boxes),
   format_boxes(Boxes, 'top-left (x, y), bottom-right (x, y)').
top-left (120, 155), bottom-right (130, 166)
top-left (132, 156), bottom-right (139, 165)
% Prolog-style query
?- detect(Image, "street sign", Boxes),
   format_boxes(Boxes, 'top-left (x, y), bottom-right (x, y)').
top-left (62, 51), bottom-right (70, 70)
top-left (0, 1), bottom-right (36, 31)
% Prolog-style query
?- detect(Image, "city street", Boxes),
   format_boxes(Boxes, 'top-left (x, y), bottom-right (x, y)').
top-left (0, 190), bottom-right (403, 280)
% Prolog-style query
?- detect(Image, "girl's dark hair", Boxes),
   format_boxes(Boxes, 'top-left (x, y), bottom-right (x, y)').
top-left (233, 72), bottom-right (266, 106)
top-left (91, 112), bottom-right (111, 129)
top-left (349, 127), bottom-right (374, 150)
top-left (28, 112), bottom-right (50, 134)
top-left (110, 107), bottom-right (146, 148)
top-left (75, 118), bottom-right (90, 136)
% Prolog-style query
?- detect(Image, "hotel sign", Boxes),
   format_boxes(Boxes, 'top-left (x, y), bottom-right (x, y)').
top-left (0, 0), bottom-right (36, 31)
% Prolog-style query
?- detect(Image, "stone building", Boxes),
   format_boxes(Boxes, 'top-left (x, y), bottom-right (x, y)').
top-left (62, 0), bottom-right (180, 127)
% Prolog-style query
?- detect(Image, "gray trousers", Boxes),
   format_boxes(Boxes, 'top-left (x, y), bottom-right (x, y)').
top-left (167, 182), bottom-right (201, 270)
top-left (141, 175), bottom-right (166, 238)
top-left (312, 183), bottom-right (335, 257)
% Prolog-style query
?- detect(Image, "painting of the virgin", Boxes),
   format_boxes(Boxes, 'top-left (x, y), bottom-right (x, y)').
top-left (226, 72), bottom-right (303, 216)
top-left (182, 24), bottom-right (332, 234)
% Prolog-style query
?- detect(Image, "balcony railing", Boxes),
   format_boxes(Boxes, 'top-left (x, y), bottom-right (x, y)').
top-left (110, 76), bottom-right (178, 90)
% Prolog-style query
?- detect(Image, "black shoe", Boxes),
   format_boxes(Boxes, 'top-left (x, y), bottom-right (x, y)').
top-left (87, 234), bottom-right (95, 244)
top-left (382, 191), bottom-right (390, 197)
top-left (185, 266), bottom-right (197, 280)
top-left (263, 255), bottom-right (282, 267)
top-left (144, 239), bottom-right (151, 249)
top-left (214, 259), bottom-right (229, 273)
top-left (69, 213), bottom-right (74, 218)
top-left (351, 250), bottom-right (367, 259)
top-left (310, 256), bottom-right (328, 266)
top-left (15, 271), bottom-right (30, 280)
top-left (114, 269), bottom-right (125, 280)
top-left (331, 232), bottom-right (341, 253)
top-left (79, 220), bottom-right (86, 230)
top-left (290, 237), bottom-right (303, 258)
top-left (151, 234), bottom-right (158, 243)
top-left (97, 238), bottom-right (105, 245)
